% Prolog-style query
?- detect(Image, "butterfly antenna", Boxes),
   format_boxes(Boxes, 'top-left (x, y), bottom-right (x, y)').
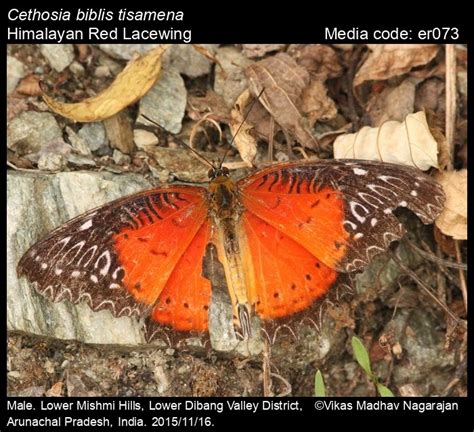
top-left (140, 114), bottom-right (215, 169)
top-left (219, 87), bottom-right (265, 168)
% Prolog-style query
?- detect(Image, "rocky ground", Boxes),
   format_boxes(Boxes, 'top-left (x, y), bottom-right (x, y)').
top-left (7, 43), bottom-right (467, 396)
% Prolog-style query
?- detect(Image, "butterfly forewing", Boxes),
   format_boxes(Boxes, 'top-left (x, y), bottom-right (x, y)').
top-left (17, 186), bottom-right (208, 319)
top-left (238, 159), bottom-right (445, 273)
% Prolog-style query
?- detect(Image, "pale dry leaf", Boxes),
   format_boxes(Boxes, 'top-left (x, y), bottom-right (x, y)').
top-left (354, 44), bottom-right (439, 87)
top-left (245, 53), bottom-right (317, 149)
top-left (334, 111), bottom-right (439, 170)
top-left (434, 170), bottom-right (467, 240)
top-left (300, 79), bottom-right (337, 126)
top-left (42, 45), bottom-right (170, 122)
top-left (230, 89), bottom-right (258, 166)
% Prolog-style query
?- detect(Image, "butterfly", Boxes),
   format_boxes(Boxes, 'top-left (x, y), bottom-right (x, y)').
top-left (17, 157), bottom-right (445, 343)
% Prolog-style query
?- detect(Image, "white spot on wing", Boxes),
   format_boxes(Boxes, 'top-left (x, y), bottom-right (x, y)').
top-left (353, 168), bottom-right (368, 176)
top-left (72, 270), bottom-right (81, 278)
top-left (371, 218), bottom-right (378, 227)
top-left (400, 201), bottom-right (408, 207)
top-left (41, 263), bottom-right (47, 270)
top-left (410, 190), bottom-right (418, 197)
top-left (79, 219), bottom-right (93, 231)
top-left (90, 275), bottom-right (98, 283)
top-left (354, 233), bottom-right (364, 240)
top-left (54, 268), bottom-right (63, 275)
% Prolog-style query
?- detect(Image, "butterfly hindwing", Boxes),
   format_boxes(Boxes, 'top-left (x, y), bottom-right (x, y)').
top-left (17, 186), bottom-right (208, 319)
top-left (240, 211), bottom-right (338, 320)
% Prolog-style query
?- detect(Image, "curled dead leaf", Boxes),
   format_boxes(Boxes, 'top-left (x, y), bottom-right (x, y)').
top-left (230, 90), bottom-right (258, 166)
top-left (16, 74), bottom-right (42, 96)
top-left (333, 111), bottom-right (439, 170)
top-left (300, 80), bottom-right (337, 126)
top-left (245, 53), bottom-right (318, 149)
top-left (354, 44), bottom-right (439, 87)
top-left (434, 170), bottom-right (467, 240)
top-left (42, 45), bottom-right (170, 122)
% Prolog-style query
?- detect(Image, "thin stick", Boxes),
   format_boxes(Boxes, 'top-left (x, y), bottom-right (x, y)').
top-left (445, 44), bottom-right (467, 314)
top-left (404, 238), bottom-right (467, 270)
top-left (262, 337), bottom-right (273, 397)
top-left (267, 116), bottom-right (275, 162)
top-left (390, 251), bottom-right (462, 325)
top-left (455, 240), bottom-right (468, 313)
top-left (445, 44), bottom-right (456, 171)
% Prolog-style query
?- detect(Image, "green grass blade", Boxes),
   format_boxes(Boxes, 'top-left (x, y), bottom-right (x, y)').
top-left (351, 336), bottom-right (372, 376)
top-left (314, 370), bottom-right (326, 397)
top-left (377, 383), bottom-right (394, 397)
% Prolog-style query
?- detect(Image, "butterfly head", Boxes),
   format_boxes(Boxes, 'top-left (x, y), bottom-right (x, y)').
top-left (208, 166), bottom-right (230, 181)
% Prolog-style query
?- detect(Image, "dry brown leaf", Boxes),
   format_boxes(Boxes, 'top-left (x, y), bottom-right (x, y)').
top-left (367, 77), bottom-right (419, 126)
top-left (45, 381), bottom-right (63, 397)
top-left (230, 90), bottom-right (258, 166)
top-left (245, 53), bottom-right (317, 149)
top-left (287, 44), bottom-right (342, 80)
top-left (434, 170), bottom-right (467, 240)
top-left (354, 44), bottom-right (439, 87)
top-left (187, 91), bottom-right (231, 123)
top-left (334, 111), bottom-right (439, 170)
top-left (300, 79), bottom-right (338, 126)
top-left (42, 45), bottom-right (170, 122)
top-left (16, 74), bottom-right (42, 96)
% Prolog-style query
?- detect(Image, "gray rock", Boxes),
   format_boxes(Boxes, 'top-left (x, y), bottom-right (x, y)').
top-left (214, 46), bottom-right (253, 107)
top-left (37, 141), bottom-right (71, 171)
top-left (164, 44), bottom-right (217, 78)
top-left (98, 44), bottom-right (158, 60)
top-left (78, 122), bottom-right (108, 153)
top-left (133, 129), bottom-right (159, 151)
top-left (69, 61), bottom-right (85, 76)
top-left (40, 44), bottom-right (75, 72)
top-left (65, 126), bottom-right (92, 156)
top-left (112, 149), bottom-right (131, 165)
top-left (139, 67), bottom-right (186, 134)
top-left (67, 154), bottom-right (97, 168)
top-left (7, 112), bottom-right (63, 155)
top-left (389, 309), bottom-right (456, 394)
top-left (7, 56), bottom-right (26, 95)
top-left (8, 171), bottom-right (155, 345)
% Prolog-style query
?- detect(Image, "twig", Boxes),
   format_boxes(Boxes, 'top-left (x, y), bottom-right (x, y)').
top-left (390, 251), bottom-right (462, 325)
top-left (445, 44), bottom-right (456, 171)
top-left (262, 338), bottom-right (273, 397)
top-left (404, 238), bottom-right (467, 270)
top-left (454, 241), bottom-right (468, 313)
top-left (445, 44), bottom-right (467, 314)
top-left (267, 116), bottom-right (274, 162)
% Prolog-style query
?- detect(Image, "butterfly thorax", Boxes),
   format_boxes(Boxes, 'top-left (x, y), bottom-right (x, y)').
top-left (208, 175), bottom-right (241, 220)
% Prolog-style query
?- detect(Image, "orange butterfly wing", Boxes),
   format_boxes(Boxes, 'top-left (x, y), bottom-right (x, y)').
top-left (238, 160), bottom-right (445, 320)
top-left (17, 186), bottom-right (210, 330)
top-left (150, 222), bottom-right (211, 331)
top-left (241, 212), bottom-right (337, 320)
